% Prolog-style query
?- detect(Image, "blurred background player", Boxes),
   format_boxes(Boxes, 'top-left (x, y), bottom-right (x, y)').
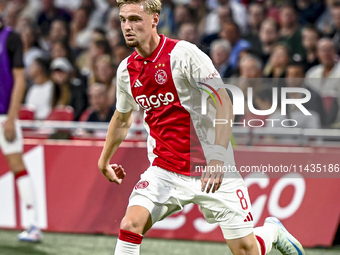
top-left (0, 18), bottom-right (42, 242)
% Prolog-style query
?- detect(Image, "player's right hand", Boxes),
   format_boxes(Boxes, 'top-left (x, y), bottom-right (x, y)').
top-left (99, 164), bottom-right (126, 184)
top-left (3, 118), bottom-right (16, 142)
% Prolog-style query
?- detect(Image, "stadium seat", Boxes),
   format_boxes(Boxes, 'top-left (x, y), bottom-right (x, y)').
top-left (18, 105), bottom-right (35, 120)
top-left (79, 108), bottom-right (93, 122)
top-left (46, 106), bottom-right (74, 121)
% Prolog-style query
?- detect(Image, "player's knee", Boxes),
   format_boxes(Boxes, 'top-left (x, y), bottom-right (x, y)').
top-left (120, 217), bottom-right (143, 234)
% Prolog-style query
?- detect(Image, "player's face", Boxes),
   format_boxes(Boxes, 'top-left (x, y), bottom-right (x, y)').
top-left (119, 4), bottom-right (156, 48)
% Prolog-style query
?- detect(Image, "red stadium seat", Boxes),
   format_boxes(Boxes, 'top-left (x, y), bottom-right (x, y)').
top-left (18, 105), bottom-right (35, 120)
top-left (79, 108), bottom-right (93, 122)
top-left (46, 106), bottom-right (74, 121)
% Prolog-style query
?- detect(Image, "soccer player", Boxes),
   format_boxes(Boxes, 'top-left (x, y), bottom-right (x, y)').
top-left (0, 19), bottom-right (42, 242)
top-left (98, 0), bottom-right (305, 254)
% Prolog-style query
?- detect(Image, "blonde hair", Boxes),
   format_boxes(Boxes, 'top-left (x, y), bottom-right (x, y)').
top-left (117, 0), bottom-right (162, 15)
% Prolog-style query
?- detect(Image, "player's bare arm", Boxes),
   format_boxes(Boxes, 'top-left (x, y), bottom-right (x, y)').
top-left (201, 88), bottom-right (234, 193)
top-left (98, 110), bottom-right (133, 184)
top-left (4, 67), bottom-right (25, 142)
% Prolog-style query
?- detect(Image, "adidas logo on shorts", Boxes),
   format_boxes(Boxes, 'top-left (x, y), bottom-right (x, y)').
top-left (244, 212), bottom-right (253, 222)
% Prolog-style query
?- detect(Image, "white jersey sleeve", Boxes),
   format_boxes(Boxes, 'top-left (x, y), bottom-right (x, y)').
top-left (174, 41), bottom-right (223, 91)
top-left (116, 58), bottom-right (140, 113)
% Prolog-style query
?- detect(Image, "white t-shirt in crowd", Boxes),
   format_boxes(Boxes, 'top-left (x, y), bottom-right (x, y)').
top-left (25, 80), bottom-right (54, 120)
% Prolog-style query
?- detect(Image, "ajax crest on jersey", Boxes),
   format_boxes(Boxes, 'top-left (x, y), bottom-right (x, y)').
top-left (134, 180), bottom-right (150, 190)
top-left (155, 69), bottom-right (167, 84)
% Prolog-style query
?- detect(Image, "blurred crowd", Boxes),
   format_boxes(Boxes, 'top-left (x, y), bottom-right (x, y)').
top-left (1, 0), bottom-right (340, 129)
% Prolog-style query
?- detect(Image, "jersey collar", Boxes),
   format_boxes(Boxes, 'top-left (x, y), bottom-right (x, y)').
top-left (133, 34), bottom-right (167, 62)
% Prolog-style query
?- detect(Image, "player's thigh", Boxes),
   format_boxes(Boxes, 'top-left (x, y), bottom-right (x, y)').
top-left (126, 167), bottom-right (185, 234)
top-left (196, 177), bottom-right (254, 239)
top-left (121, 205), bottom-right (153, 235)
top-left (226, 232), bottom-right (259, 255)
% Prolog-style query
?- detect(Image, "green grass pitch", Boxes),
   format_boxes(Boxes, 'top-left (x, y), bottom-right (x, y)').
top-left (0, 230), bottom-right (339, 255)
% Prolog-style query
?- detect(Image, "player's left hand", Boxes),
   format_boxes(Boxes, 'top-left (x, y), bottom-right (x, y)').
top-left (3, 118), bottom-right (16, 142)
top-left (201, 160), bottom-right (224, 193)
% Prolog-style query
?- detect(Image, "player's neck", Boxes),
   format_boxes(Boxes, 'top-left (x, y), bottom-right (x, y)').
top-left (136, 33), bottom-right (160, 58)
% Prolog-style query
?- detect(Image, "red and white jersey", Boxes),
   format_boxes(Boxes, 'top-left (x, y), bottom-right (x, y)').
top-left (116, 35), bottom-right (235, 176)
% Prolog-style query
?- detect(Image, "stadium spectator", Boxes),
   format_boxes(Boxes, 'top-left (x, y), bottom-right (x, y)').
top-left (87, 83), bottom-right (115, 122)
top-left (306, 38), bottom-right (340, 126)
top-left (111, 42), bottom-right (133, 65)
top-left (286, 60), bottom-right (326, 127)
top-left (93, 54), bottom-right (116, 106)
top-left (3, 2), bottom-right (20, 28)
top-left (46, 19), bottom-right (70, 48)
top-left (301, 25), bottom-right (320, 70)
top-left (20, 24), bottom-right (44, 77)
top-left (173, 4), bottom-right (194, 33)
top-left (210, 39), bottom-right (233, 78)
top-left (80, 0), bottom-right (105, 30)
top-left (177, 22), bottom-right (199, 46)
top-left (37, 0), bottom-right (72, 38)
top-left (188, 0), bottom-right (208, 36)
top-left (15, 0), bottom-right (41, 22)
top-left (242, 2), bottom-right (265, 50)
top-left (91, 27), bottom-right (107, 41)
top-left (76, 38), bottom-right (111, 76)
top-left (217, 5), bottom-right (234, 26)
top-left (107, 29), bottom-right (124, 50)
top-left (51, 38), bottom-right (74, 64)
top-left (51, 57), bottom-right (88, 120)
top-left (105, 7), bottom-right (121, 33)
top-left (316, 0), bottom-right (338, 35)
top-left (296, 0), bottom-right (325, 25)
top-left (221, 21), bottom-right (251, 69)
top-left (69, 7), bottom-right (93, 51)
top-left (238, 54), bottom-right (264, 95)
top-left (102, 0), bottom-right (118, 28)
top-left (25, 57), bottom-right (54, 120)
top-left (328, 2), bottom-right (340, 53)
top-left (279, 4), bottom-right (305, 60)
top-left (264, 43), bottom-right (290, 79)
top-left (202, 21), bottom-right (251, 69)
top-left (156, 0), bottom-right (175, 36)
top-left (258, 18), bottom-right (280, 63)
top-left (204, 0), bottom-right (247, 35)
top-left (200, 5), bottom-right (233, 52)
top-left (15, 16), bottom-right (31, 34)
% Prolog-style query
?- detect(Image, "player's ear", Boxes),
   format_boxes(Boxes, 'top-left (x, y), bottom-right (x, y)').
top-left (152, 13), bottom-right (159, 28)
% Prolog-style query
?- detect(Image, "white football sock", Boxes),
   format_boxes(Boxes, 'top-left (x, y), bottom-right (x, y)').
top-left (254, 222), bottom-right (278, 255)
top-left (15, 170), bottom-right (37, 227)
top-left (114, 229), bottom-right (143, 255)
top-left (114, 239), bottom-right (141, 255)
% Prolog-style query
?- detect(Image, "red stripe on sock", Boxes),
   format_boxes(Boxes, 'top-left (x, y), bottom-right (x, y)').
top-left (246, 215), bottom-right (251, 221)
top-left (14, 170), bottom-right (28, 180)
top-left (256, 235), bottom-right (266, 255)
top-left (119, 229), bottom-right (143, 245)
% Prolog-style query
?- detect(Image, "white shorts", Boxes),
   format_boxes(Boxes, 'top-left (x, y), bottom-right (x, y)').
top-left (128, 166), bottom-right (254, 240)
top-left (0, 115), bottom-right (23, 155)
